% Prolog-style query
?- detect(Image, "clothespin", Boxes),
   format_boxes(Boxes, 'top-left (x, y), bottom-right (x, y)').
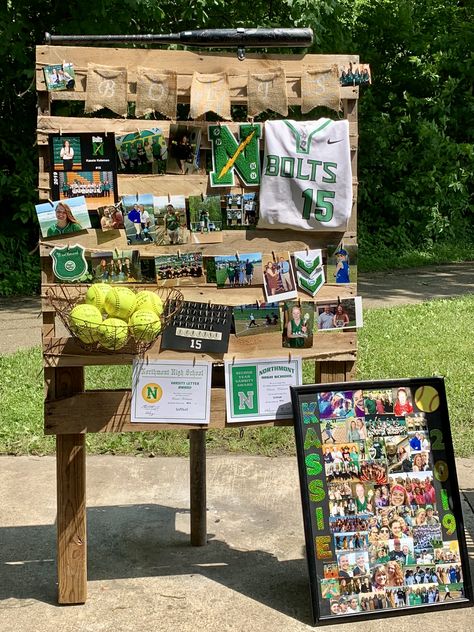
top-left (193, 356), bottom-right (196, 366)
top-left (288, 351), bottom-right (292, 363)
top-left (235, 251), bottom-right (240, 261)
top-left (256, 299), bottom-right (260, 308)
top-left (59, 128), bottom-right (63, 136)
top-left (167, 193), bottom-right (171, 203)
top-left (48, 199), bottom-right (54, 207)
top-left (272, 250), bottom-right (276, 262)
top-left (305, 246), bottom-right (309, 255)
top-left (177, 248), bottom-right (181, 258)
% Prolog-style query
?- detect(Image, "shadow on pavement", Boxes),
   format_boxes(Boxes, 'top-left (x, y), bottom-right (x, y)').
top-left (0, 503), bottom-right (312, 624)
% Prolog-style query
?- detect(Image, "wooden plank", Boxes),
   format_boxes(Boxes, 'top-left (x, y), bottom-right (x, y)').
top-left (189, 430), bottom-right (207, 546)
top-left (38, 222), bottom-right (356, 257)
top-left (45, 388), bottom-right (299, 434)
top-left (37, 116), bottom-right (358, 148)
top-left (42, 330), bottom-right (357, 368)
top-left (36, 47), bottom-right (359, 96)
top-left (57, 433), bottom-right (87, 604)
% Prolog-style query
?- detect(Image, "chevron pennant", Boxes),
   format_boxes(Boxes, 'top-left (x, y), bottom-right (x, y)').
top-left (297, 269), bottom-right (325, 297)
top-left (294, 249), bottom-right (323, 278)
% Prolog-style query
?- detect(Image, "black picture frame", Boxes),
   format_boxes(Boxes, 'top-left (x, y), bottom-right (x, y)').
top-left (291, 377), bottom-right (473, 625)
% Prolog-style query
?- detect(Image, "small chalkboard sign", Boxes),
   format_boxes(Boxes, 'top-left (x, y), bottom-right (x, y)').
top-left (291, 377), bottom-right (473, 625)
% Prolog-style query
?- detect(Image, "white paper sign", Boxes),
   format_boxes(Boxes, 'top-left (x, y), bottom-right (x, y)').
top-left (224, 357), bottom-right (302, 423)
top-left (131, 359), bottom-right (212, 424)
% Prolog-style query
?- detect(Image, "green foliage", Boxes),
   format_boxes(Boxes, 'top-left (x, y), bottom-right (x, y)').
top-left (1, 0), bottom-right (473, 294)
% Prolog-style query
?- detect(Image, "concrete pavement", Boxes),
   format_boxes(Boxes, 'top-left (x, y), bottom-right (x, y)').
top-left (0, 455), bottom-right (473, 632)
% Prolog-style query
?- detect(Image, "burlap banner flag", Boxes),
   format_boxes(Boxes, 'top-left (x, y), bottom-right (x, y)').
top-left (85, 64), bottom-right (128, 117)
top-left (247, 67), bottom-right (288, 117)
top-left (190, 72), bottom-right (231, 120)
top-left (135, 67), bottom-right (177, 119)
top-left (301, 65), bottom-right (341, 113)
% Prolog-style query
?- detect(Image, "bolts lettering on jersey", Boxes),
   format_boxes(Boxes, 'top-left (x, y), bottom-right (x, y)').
top-left (264, 155), bottom-right (338, 185)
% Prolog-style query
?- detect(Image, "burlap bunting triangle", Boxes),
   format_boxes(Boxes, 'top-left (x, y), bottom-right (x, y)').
top-left (85, 63), bottom-right (128, 117)
top-left (247, 67), bottom-right (288, 117)
top-left (301, 65), bottom-right (341, 113)
top-left (190, 72), bottom-right (231, 120)
top-left (135, 67), bottom-right (177, 119)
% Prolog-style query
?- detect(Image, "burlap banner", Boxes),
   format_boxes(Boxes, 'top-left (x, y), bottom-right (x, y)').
top-left (301, 65), bottom-right (341, 113)
top-left (85, 64), bottom-right (128, 117)
top-left (247, 67), bottom-right (288, 117)
top-left (190, 72), bottom-right (231, 120)
top-left (135, 67), bottom-right (177, 119)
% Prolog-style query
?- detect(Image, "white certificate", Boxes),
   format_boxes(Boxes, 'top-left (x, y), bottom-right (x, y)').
top-left (224, 357), bottom-right (302, 423)
top-left (131, 359), bottom-right (212, 424)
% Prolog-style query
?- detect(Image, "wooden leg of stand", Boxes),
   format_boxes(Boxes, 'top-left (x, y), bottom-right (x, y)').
top-left (189, 429), bottom-right (207, 546)
top-left (57, 434), bottom-right (87, 604)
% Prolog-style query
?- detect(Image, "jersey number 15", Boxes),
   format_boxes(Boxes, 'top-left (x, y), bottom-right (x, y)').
top-left (302, 189), bottom-right (335, 222)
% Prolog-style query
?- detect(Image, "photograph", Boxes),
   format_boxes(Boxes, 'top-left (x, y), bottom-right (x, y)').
top-left (153, 195), bottom-right (189, 246)
top-left (50, 133), bottom-right (116, 173)
top-left (232, 303), bottom-right (281, 338)
top-left (115, 129), bottom-right (167, 175)
top-left (35, 196), bottom-right (91, 238)
top-left (326, 244), bottom-right (358, 284)
top-left (90, 249), bottom-right (141, 283)
top-left (364, 390), bottom-right (394, 415)
top-left (122, 194), bottom-right (157, 245)
top-left (282, 301), bottom-right (314, 349)
top-left (316, 297), bottom-right (363, 331)
top-left (155, 252), bottom-right (203, 286)
top-left (322, 420), bottom-right (349, 445)
top-left (340, 62), bottom-right (371, 87)
top-left (366, 414), bottom-right (407, 438)
top-left (263, 251), bottom-right (298, 303)
top-left (166, 124), bottom-right (202, 175)
top-left (97, 203), bottom-right (124, 231)
top-left (317, 390), bottom-right (358, 420)
top-left (210, 253), bottom-right (263, 288)
top-left (188, 195), bottom-right (223, 244)
top-left (52, 170), bottom-right (116, 210)
top-left (43, 63), bottom-right (75, 91)
top-left (224, 192), bottom-right (259, 228)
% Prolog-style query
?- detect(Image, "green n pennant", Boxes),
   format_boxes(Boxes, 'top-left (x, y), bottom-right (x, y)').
top-left (208, 123), bottom-right (262, 187)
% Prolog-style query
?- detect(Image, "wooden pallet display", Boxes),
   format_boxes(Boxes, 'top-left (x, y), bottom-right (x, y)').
top-left (37, 46), bottom-right (360, 604)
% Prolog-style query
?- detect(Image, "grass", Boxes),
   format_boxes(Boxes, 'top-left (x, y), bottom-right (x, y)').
top-left (0, 296), bottom-right (473, 457)
top-left (358, 241), bottom-right (474, 273)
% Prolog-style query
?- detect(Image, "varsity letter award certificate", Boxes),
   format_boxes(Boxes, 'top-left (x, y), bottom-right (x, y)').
top-left (131, 359), bottom-right (212, 424)
top-left (225, 357), bottom-right (302, 423)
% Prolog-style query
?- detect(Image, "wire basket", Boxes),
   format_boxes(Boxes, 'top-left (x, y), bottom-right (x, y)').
top-left (47, 284), bottom-right (183, 355)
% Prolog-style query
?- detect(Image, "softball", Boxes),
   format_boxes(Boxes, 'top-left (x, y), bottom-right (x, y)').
top-left (85, 283), bottom-right (111, 312)
top-left (414, 385), bottom-right (440, 413)
top-left (69, 304), bottom-right (103, 344)
top-left (129, 310), bottom-right (162, 343)
top-left (134, 290), bottom-right (164, 316)
top-left (97, 317), bottom-right (129, 350)
top-left (104, 286), bottom-right (137, 320)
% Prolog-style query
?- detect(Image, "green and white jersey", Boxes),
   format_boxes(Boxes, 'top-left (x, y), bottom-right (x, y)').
top-left (258, 119), bottom-right (352, 231)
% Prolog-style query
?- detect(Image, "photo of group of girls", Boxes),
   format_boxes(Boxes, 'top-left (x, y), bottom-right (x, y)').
top-left (313, 386), bottom-right (466, 618)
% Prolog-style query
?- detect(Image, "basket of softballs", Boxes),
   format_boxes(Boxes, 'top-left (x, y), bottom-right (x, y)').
top-left (47, 284), bottom-right (183, 354)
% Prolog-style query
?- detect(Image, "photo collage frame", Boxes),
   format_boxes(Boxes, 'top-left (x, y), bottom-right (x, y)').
top-left (291, 378), bottom-right (472, 624)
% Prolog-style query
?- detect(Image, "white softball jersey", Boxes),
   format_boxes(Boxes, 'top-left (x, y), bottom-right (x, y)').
top-left (258, 119), bottom-right (352, 231)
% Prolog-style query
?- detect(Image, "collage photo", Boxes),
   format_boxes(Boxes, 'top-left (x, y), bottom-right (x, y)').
top-left (314, 387), bottom-right (465, 617)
